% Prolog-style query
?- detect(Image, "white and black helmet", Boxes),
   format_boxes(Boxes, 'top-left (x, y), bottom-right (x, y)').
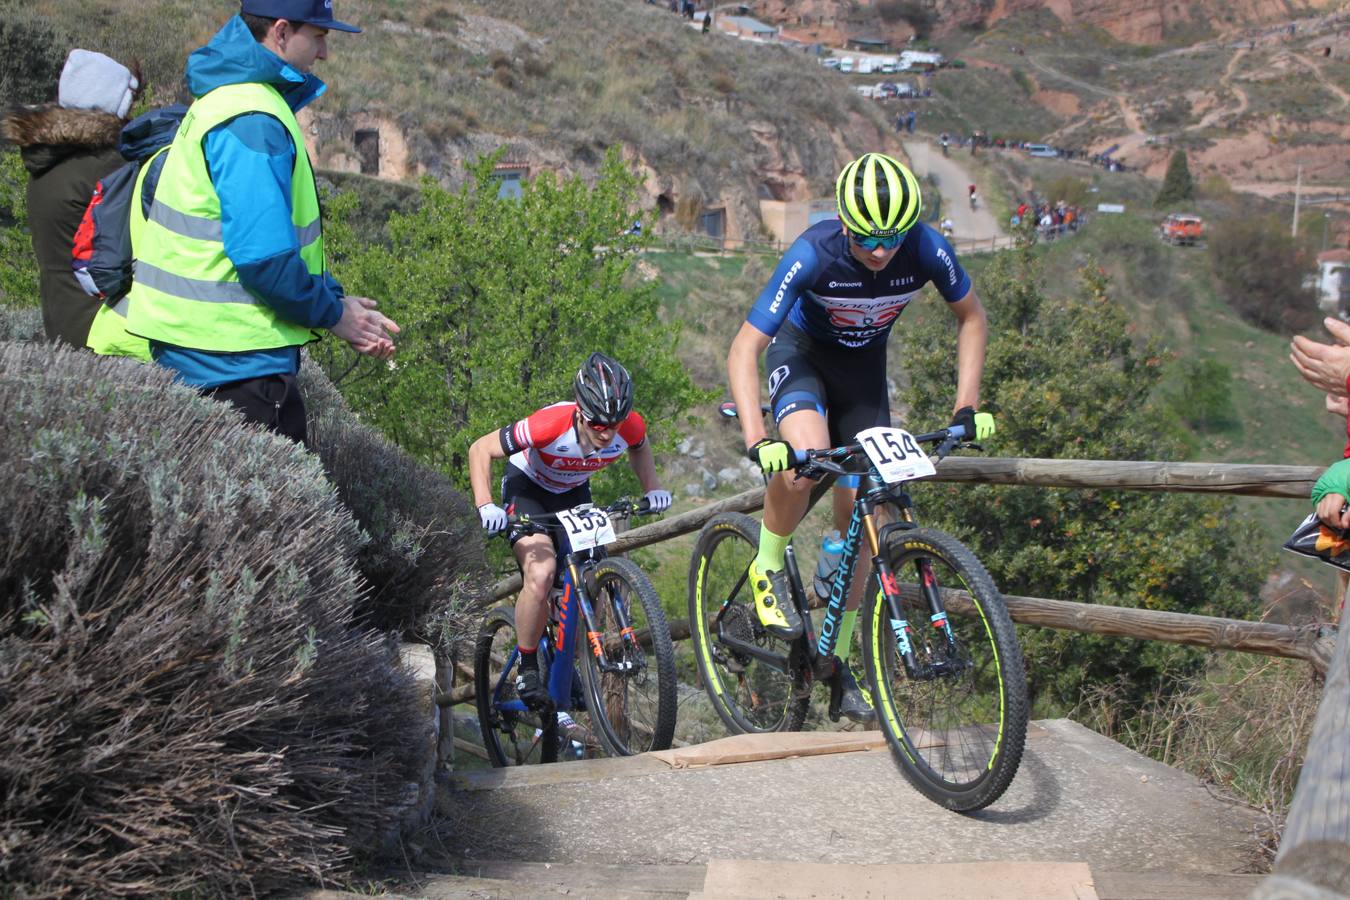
top-left (574, 352), bottom-right (634, 426)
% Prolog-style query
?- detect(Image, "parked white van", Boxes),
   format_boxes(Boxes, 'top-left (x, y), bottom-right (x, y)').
top-left (878, 57), bottom-right (899, 73)
top-left (839, 57), bottom-right (855, 73)
top-left (857, 57), bottom-right (874, 75)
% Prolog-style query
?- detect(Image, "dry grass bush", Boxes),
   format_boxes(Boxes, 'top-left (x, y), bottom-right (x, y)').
top-left (299, 358), bottom-right (488, 641)
top-left (0, 342), bottom-right (426, 896)
top-left (1077, 652), bottom-right (1321, 869)
top-left (0, 305), bottom-right (42, 342)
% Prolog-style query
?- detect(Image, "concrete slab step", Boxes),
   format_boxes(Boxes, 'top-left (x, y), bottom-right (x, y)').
top-left (692, 859), bottom-right (1098, 899)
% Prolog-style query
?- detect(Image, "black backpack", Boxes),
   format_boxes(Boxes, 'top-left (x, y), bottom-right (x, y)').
top-left (71, 105), bottom-right (186, 302)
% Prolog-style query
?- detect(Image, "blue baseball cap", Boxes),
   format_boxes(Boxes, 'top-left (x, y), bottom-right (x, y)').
top-left (240, 0), bottom-right (362, 33)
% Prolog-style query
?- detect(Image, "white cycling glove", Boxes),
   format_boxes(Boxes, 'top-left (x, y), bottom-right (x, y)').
top-left (643, 489), bottom-right (672, 513)
top-left (478, 502), bottom-right (509, 534)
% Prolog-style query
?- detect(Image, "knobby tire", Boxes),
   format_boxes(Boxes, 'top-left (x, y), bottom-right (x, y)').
top-left (862, 527), bottom-right (1027, 811)
top-left (688, 512), bottom-right (809, 734)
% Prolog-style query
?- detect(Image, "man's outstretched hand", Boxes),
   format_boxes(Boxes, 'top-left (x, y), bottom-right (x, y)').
top-left (332, 295), bottom-right (400, 360)
top-left (1290, 317), bottom-right (1350, 397)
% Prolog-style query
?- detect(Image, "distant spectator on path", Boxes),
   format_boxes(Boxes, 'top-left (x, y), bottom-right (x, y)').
top-left (702, 11), bottom-right (712, 33)
top-left (906, 109), bottom-right (916, 133)
top-left (2, 50), bottom-right (141, 349)
top-left (124, 1), bottom-right (399, 446)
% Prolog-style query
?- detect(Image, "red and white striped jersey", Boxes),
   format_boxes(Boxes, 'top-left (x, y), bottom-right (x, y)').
top-left (500, 401), bottom-right (647, 493)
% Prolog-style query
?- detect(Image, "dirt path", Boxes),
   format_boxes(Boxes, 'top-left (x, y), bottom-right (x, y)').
top-left (1191, 48), bottom-right (1251, 131)
top-left (1289, 51), bottom-right (1350, 109)
top-left (902, 140), bottom-right (1004, 242)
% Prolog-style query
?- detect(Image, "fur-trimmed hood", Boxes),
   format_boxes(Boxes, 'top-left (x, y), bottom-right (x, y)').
top-left (2, 105), bottom-right (123, 176)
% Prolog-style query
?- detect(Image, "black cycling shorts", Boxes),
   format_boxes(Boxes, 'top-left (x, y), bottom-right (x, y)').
top-left (764, 321), bottom-right (890, 447)
top-left (501, 467), bottom-right (592, 549)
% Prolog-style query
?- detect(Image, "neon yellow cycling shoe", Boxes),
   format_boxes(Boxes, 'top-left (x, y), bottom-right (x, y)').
top-left (748, 560), bottom-right (803, 641)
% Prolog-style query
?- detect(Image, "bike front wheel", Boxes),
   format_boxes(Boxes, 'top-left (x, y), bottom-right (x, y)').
top-left (579, 557), bottom-right (678, 756)
top-left (862, 528), bottom-right (1028, 811)
top-left (688, 513), bottom-right (809, 734)
top-left (474, 605), bottom-right (558, 767)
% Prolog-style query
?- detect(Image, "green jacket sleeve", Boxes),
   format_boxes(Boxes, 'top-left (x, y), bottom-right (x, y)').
top-left (1311, 458), bottom-right (1350, 505)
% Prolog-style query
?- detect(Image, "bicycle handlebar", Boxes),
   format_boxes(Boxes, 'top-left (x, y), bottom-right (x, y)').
top-left (746, 424), bottom-right (973, 477)
top-left (501, 498), bottom-right (655, 537)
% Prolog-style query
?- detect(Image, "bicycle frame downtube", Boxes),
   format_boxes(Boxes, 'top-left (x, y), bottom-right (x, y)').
top-left (815, 488), bottom-right (882, 659)
top-left (546, 557), bottom-right (584, 704)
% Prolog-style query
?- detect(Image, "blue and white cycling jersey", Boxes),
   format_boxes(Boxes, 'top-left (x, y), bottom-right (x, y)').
top-left (746, 219), bottom-right (972, 349)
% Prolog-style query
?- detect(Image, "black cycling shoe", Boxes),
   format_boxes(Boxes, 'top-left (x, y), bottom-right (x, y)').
top-left (835, 660), bottom-right (876, 724)
top-left (514, 666), bottom-right (554, 712)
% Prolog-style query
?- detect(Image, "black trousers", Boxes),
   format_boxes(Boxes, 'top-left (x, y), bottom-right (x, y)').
top-left (205, 373), bottom-right (307, 446)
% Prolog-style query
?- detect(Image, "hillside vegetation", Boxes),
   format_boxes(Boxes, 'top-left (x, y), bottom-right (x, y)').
top-left (12, 0), bottom-right (902, 241)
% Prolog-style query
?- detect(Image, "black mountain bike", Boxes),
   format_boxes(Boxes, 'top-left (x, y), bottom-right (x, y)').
top-left (475, 499), bottom-right (677, 765)
top-left (688, 413), bottom-right (1028, 811)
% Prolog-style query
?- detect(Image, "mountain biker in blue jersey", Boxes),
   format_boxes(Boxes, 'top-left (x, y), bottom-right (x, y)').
top-left (726, 152), bottom-right (995, 721)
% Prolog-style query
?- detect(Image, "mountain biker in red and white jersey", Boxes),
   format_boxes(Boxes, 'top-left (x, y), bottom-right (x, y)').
top-left (468, 352), bottom-right (671, 708)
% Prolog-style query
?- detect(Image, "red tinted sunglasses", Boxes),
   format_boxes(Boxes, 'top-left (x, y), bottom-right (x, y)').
top-left (583, 416), bottom-right (619, 433)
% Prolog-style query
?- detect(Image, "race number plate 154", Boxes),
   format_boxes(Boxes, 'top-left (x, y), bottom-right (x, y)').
top-left (556, 506), bottom-right (617, 551)
top-left (857, 426), bottom-right (936, 484)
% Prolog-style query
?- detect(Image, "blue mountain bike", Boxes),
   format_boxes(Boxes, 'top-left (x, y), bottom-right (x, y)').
top-left (474, 499), bottom-right (677, 766)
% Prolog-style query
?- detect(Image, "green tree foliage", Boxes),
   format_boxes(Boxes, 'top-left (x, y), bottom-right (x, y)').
top-left (317, 148), bottom-right (708, 495)
top-left (898, 244), bottom-right (1267, 712)
top-left (1207, 213), bottom-right (1318, 334)
top-left (1167, 357), bottom-right (1237, 431)
top-left (0, 150), bottom-right (39, 308)
top-left (1154, 150), bottom-right (1194, 207)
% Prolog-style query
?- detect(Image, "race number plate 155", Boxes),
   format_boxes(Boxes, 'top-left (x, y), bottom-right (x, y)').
top-left (556, 506), bottom-right (617, 551)
top-left (857, 426), bottom-right (936, 484)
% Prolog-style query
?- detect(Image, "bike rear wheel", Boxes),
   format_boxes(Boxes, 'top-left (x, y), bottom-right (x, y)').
top-left (580, 557), bottom-right (678, 756)
top-left (474, 606), bottom-right (559, 766)
top-left (688, 513), bottom-right (809, 734)
top-left (862, 527), bottom-right (1027, 811)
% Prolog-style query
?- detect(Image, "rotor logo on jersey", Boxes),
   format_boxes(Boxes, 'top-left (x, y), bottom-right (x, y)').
top-left (935, 247), bottom-right (958, 288)
top-left (769, 261), bottom-right (803, 314)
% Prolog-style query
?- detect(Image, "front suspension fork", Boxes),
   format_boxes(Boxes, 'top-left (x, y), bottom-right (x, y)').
top-left (576, 564), bottom-right (642, 675)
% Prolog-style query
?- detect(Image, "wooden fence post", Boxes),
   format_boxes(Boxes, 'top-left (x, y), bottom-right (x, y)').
top-left (1250, 623), bottom-right (1350, 898)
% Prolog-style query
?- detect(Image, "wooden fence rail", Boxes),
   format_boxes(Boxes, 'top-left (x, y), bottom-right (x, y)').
top-left (489, 458), bottom-right (1324, 600)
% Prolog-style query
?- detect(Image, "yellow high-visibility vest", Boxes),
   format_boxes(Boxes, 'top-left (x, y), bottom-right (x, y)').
top-left (125, 82), bottom-right (324, 352)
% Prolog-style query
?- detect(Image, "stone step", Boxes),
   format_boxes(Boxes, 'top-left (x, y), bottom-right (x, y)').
top-left (306, 862), bottom-right (1265, 899)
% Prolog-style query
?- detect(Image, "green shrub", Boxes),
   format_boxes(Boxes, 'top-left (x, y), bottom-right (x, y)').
top-left (1207, 213), bottom-right (1318, 334)
top-left (1169, 357), bottom-right (1238, 431)
top-left (1, 149), bottom-right (39, 310)
top-left (0, 8), bottom-right (67, 106)
top-left (299, 357), bottom-right (488, 639)
top-left (0, 342), bottom-right (426, 896)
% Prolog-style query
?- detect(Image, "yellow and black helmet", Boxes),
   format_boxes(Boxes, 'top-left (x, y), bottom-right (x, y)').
top-left (834, 152), bottom-right (923, 238)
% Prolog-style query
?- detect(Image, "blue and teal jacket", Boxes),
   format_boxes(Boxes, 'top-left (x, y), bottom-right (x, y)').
top-left (151, 15), bottom-right (344, 388)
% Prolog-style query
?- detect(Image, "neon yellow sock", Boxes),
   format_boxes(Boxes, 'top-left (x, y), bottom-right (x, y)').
top-left (836, 609), bottom-right (858, 664)
top-left (754, 525), bottom-right (791, 574)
